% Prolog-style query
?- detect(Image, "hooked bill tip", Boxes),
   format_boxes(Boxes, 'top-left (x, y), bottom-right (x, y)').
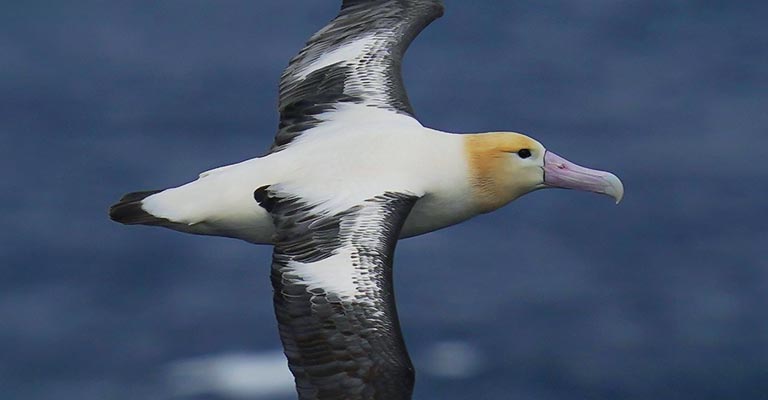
top-left (543, 151), bottom-right (625, 204)
top-left (604, 173), bottom-right (624, 204)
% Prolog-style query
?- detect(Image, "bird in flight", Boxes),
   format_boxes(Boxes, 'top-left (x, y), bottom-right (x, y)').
top-left (110, 1), bottom-right (623, 399)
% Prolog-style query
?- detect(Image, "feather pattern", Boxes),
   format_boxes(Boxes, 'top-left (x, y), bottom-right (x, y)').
top-left (260, 187), bottom-right (419, 400)
top-left (270, 0), bottom-right (444, 153)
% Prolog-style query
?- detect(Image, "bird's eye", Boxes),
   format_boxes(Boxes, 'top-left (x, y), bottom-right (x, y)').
top-left (517, 149), bottom-right (532, 159)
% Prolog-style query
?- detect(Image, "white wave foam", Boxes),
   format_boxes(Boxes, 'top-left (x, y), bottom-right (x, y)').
top-left (166, 351), bottom-right (294, 399)
top-left (422, 341), bottom-right (485, 379)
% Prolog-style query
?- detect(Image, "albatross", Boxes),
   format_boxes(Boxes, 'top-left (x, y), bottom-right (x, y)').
top-left (109, 1), bottom-right (624, 399)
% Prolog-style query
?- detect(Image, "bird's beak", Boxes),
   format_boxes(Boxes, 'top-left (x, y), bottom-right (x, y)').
top-left (543, 151), bottom-right (624, 204)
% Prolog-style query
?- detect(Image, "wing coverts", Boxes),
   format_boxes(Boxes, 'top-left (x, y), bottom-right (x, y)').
top-left (259, 188), bottom-right (419, 400)
top-left (271, 0), bottom-right (444, 152)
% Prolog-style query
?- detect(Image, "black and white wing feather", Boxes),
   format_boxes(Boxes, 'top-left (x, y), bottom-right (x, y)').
top-left (255, 187), bottom-right (419, 400)
top-left (271, 0), bottom-right (444, 152)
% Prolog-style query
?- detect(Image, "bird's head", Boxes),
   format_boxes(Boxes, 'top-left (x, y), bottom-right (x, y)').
top-left (465, 132), bottom-right (624, 213)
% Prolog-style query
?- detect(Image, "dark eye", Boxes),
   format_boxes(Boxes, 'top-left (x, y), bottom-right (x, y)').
top-left (517, 149), bottom-right (532, 159)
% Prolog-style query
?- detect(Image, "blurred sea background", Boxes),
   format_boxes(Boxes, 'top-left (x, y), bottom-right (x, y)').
top-left (2, 1), bottom-right (767, 399)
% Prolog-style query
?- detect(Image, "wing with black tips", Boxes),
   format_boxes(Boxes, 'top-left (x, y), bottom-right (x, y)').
top-left (256, 187), bottom-right (419, 400)
top-left (270, 0), bottom-right (444, 153)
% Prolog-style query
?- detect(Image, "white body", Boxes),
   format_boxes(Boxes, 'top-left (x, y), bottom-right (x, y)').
top-left (141, 108), bottom-right (477, 244)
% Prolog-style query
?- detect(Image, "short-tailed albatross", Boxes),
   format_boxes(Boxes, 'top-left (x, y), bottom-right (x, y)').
top-left (110, 1), bottom-right (624, 399)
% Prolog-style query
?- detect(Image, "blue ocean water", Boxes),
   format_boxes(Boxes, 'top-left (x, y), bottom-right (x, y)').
top-left (2, 1), bottom-right (767, 399)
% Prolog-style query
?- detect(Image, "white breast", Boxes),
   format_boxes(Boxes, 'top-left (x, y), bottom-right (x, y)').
top-left (141, 107), bottom-right (475, 243)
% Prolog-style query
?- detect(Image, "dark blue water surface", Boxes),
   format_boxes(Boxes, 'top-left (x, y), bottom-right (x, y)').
top-left (2, 1), bottom-right (767, 399)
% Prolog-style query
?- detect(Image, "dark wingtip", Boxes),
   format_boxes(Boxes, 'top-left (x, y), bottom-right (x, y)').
top-left (109, 190), bottom-right (166, 225)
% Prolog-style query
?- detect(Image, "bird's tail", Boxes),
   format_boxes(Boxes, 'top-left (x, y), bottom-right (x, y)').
top-left (109, 190), bottom-right (167, 225)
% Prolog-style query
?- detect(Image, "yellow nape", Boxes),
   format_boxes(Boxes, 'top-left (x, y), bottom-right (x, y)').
top-left (463, 132), bottom-right (544, 213)
top-left (463, 132), bottom-right (540, 154)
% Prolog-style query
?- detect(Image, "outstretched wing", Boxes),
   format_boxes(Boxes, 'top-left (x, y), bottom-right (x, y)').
top-left (255, 187), bottom-right (419, 400)
top-left (271, 0), bottom-right (445, 153)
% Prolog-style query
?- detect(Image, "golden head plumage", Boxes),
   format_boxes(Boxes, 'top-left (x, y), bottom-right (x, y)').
top-left (465, 132), bottom-right (623, 213)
